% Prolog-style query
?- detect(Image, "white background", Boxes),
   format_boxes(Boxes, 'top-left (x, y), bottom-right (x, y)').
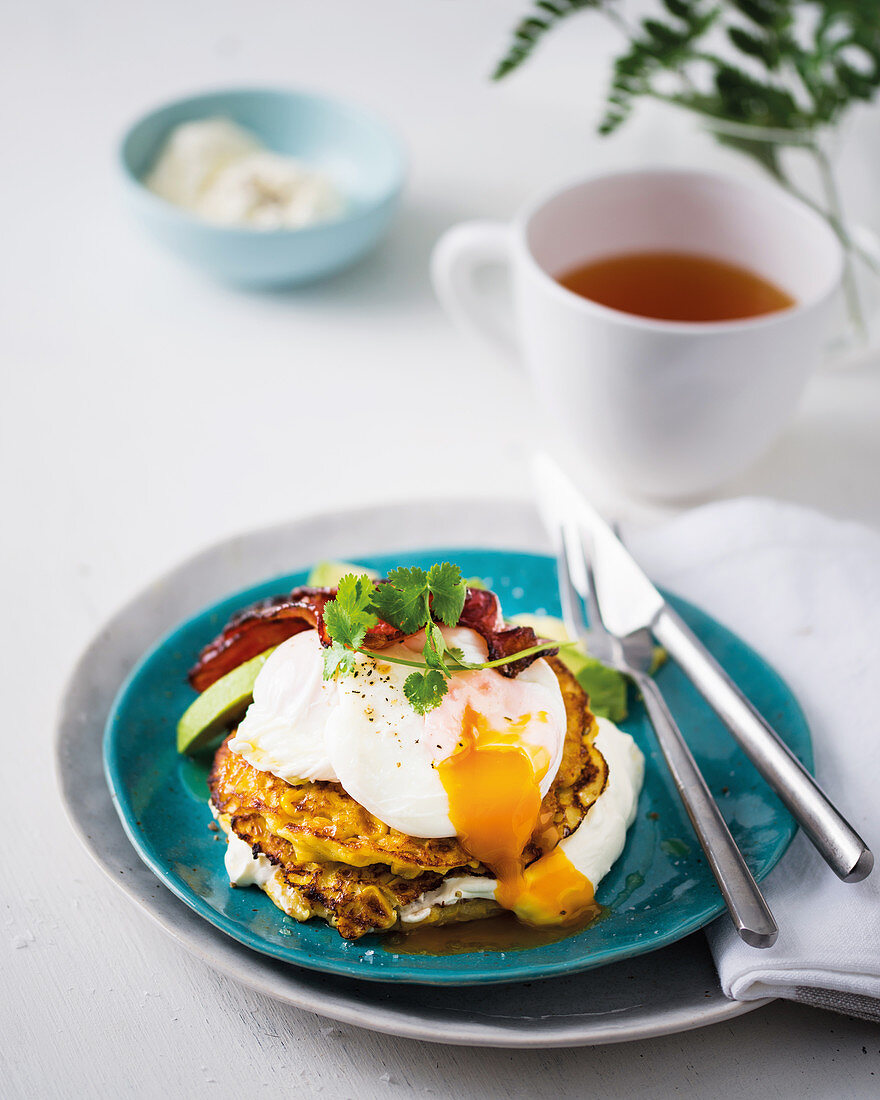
top-left (4, 1), bottom-right (880, 1096)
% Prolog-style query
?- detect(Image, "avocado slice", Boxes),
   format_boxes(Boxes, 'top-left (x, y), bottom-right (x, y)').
top-left (176, 647), bottom-right (275, 756)
top-left (307, 560), bottom-right (379, 587)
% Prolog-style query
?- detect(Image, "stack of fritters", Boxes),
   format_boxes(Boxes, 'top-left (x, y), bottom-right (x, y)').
top-left (209, 657), bottom-right (607, 939)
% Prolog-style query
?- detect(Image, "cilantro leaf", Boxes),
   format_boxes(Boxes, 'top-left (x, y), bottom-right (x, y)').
top-left (403, 670), bottom-right (448, 714)
top-left (369, 566), bottom-right (429, 633)
top-left (317, 560), bottom-right (568, 715)
top-left (322, 572), bottom-right (378, 651)
top-left (335, 572), bottom-right (379, 621)
top-left (427, 562), bottom-right (467, 626)
top-left (323, 641), bottom-right (356, 680)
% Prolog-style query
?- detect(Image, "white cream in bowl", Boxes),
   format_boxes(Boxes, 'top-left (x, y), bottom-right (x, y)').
top-left (145, 117), bottom-right (344, 230)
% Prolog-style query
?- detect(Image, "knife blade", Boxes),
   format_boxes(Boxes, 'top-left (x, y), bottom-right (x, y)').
top-left (533, 451), bottom-right (873, 884)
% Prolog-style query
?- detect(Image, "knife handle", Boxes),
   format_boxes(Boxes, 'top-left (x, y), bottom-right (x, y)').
top-left (653, 607), bottom-right (873, 883)
top-left (636, 673), bottom-right (778, 948)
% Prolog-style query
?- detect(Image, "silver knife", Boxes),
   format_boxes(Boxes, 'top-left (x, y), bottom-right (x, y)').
top-left (534, 452), bottom-right (873, 883)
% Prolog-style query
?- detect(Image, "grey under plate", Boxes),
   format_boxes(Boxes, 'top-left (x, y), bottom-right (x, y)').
top-left (55, 497), bottom-right (767, 1048)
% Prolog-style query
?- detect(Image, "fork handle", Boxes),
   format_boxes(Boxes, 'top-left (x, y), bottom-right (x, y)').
top-left (654, 607), bottom-right (873, 883)
top-left (635, 671), bottom-right (778, 948)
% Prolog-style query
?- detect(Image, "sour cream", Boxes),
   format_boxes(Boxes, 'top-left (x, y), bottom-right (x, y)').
top-left (145, 117), bottom-right (344, 229)
top-left (224, 827), bottom-right (279, 889)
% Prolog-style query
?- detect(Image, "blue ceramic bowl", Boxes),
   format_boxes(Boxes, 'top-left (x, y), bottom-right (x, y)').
top-left (119, 88), bottom-right (405, 287)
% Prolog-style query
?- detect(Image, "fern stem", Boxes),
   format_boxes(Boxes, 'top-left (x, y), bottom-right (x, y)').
top-left (600, 5), bottom-right (637, 41)
top-left (811, 141), bottom-right (868, 343)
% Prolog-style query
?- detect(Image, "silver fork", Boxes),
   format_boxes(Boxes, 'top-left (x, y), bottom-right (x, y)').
top-left (555, 519), bottom-right (779, 949)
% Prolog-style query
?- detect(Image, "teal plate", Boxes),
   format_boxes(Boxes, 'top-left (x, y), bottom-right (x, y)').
top-left (104, 548), bottom-right (811, 986)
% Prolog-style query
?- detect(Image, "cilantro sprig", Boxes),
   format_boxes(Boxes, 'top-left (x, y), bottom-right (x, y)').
top-left (320, 562), bottom-right (566, 714)
top-left (322, 573), bottom-right (378, 681)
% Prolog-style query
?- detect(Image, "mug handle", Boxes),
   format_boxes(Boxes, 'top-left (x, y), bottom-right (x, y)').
top-left (430, 221), bottom-right (518, 361)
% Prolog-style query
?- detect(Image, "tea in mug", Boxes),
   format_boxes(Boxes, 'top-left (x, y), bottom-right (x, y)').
top-left (556, 251), bottom-right (795, 322)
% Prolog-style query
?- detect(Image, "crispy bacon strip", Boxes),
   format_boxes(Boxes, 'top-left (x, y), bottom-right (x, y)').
top-left (483, 624), bottom-right (549, 678)
top-left (188, 588), bottom-right (328, 691)
top-left (189, 582), bottom-right (555, 691)
top-left (456, 587), bottom-right (552, 676)
top-left (457, 587), bottom-right (504, 633)
top-left (189, 586), bottom-right (407, 690)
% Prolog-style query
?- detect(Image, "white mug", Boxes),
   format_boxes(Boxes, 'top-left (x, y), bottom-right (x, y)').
top-left (431, 169), bottom-right (843, 499)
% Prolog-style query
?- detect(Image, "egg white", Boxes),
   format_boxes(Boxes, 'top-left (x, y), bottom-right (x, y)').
top-left (229, 631), bottom-right (339, 783)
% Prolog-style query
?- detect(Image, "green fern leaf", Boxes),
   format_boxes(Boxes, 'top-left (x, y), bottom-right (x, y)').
top-left (728, 26), bottom-right (780, 68)
top-left (730, 0), bottom-right (784, 29)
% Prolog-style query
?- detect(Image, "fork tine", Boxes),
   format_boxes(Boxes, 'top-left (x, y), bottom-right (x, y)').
top-left (572, 524), bottom-right (606, 638)
top-left (555, 521), bottom-right (589, 644)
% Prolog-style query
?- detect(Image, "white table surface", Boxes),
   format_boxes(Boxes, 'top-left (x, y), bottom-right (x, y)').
top-left (4, 2), bottom-right (880, 1096)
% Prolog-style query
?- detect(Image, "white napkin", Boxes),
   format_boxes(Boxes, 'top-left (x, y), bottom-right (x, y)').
top-left (628, 498), bottom-right (880, 1022)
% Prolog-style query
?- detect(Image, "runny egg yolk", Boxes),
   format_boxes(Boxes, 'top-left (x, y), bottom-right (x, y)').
top-left (437, 704), bottom-right (600, 927)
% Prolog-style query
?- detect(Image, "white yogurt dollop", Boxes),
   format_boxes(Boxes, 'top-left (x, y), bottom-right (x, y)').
top-left (145, 117), bottom-right (344, 229)
top-left (224, 828), bottom-right (278, 888)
